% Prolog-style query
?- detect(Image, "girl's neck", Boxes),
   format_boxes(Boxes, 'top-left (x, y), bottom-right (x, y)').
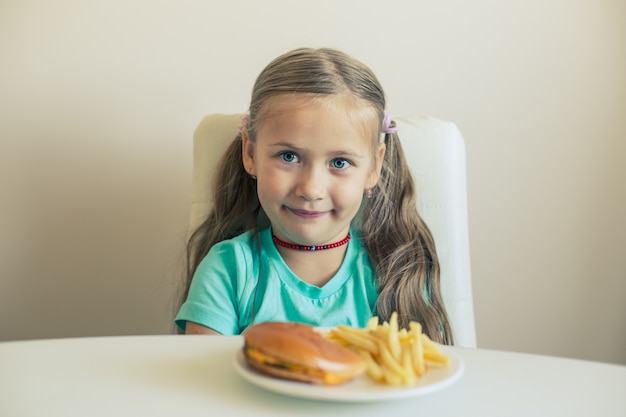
top-left (276, 244), bottom-right (348, 288)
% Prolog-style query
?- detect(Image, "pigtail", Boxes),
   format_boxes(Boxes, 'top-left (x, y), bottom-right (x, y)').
top-left (362, 130), bottom-right (454, 345)
top-left (181, 133), bottom-right (261, 304)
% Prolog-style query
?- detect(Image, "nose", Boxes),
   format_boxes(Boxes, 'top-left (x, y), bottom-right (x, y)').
top-left (295, 166), bottom-right (326, 201)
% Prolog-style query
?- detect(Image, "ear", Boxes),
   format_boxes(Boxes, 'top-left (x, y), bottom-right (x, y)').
top-left (365, 142), bottom-right (386, 189)
top-left (241, 130), bottom-right (257, 176)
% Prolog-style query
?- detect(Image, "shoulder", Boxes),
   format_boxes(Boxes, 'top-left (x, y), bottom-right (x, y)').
top-left (197, 228), bottom-right (268, 269)
top-left (210, 228), bottom-right (262, 254)
top-left (342, 230), bottom-right (376, 277)
top-left (347, 230), bottom-right (369, 259)
top-left (191, 229), bottom-right (269, 296)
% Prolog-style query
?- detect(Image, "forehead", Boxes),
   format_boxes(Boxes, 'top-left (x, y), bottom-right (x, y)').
top-left (256, 94), bottom-right (380, 144)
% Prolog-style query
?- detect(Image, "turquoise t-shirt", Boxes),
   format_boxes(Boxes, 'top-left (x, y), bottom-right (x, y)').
top-left (175, 227), bottom-right (378, 335)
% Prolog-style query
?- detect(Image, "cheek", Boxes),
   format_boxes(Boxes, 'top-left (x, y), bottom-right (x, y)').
top-left (333, 180), bottom-right (365, 207)
top-left (256, 170), bottom-right (286, 202)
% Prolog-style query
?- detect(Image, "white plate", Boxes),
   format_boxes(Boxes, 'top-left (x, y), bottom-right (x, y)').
top-left (233, 346), bottom-right (464, 402)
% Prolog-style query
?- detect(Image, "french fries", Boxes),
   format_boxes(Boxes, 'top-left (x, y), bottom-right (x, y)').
top-left (325, 312), bottom-right (449, 385)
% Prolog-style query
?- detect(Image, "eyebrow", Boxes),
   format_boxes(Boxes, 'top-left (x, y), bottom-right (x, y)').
top-left (267, 141), bottom-right (366, 158)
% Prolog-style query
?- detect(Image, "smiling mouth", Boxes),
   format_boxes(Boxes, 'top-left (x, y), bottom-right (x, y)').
top-left (286, 207), bottom-right (328, 219)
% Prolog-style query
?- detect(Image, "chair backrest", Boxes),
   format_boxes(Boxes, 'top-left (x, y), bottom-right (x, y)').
top-left (191, 114), bottom-right (477, 347)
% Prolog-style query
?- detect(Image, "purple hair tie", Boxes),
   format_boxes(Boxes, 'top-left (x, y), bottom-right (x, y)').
top-left (238, 114), bottom-right (250, 133)
top-left (382, 112), bottom-right (399, 134)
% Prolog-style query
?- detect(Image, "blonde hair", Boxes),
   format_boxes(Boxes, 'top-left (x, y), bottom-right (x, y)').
top-left (182, 48), bottom-right (454, 344)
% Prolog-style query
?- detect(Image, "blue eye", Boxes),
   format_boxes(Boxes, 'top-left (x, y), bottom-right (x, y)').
top-left (280, 151), bottom-right (299, 163)
top-left (331, 158), bottom-right (351, 169)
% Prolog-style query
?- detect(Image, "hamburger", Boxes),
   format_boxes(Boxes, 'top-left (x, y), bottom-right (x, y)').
top-left (243, 321), bottom-right (367, 385)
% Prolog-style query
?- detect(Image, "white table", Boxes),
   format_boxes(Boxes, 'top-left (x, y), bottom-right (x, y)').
top-left (1, 335), bottom-right (624, 416)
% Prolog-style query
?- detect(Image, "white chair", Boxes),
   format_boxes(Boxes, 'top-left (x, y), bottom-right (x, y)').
top-left (190, 114), bottom-right (477, 347)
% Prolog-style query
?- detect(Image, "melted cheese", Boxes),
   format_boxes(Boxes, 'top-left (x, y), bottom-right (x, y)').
top-left (245, 347), bottom-right (324, 377)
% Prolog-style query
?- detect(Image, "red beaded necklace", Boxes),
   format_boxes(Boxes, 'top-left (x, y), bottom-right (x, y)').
top-left (272, 234), bottom-right (351, 251)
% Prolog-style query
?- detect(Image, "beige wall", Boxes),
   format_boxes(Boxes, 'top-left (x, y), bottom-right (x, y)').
top-left (1, 1), bottom-right (624, 364)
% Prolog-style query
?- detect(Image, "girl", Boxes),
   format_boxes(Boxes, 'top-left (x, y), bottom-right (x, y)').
top-left (175, 47), bottom-right (454, 345)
